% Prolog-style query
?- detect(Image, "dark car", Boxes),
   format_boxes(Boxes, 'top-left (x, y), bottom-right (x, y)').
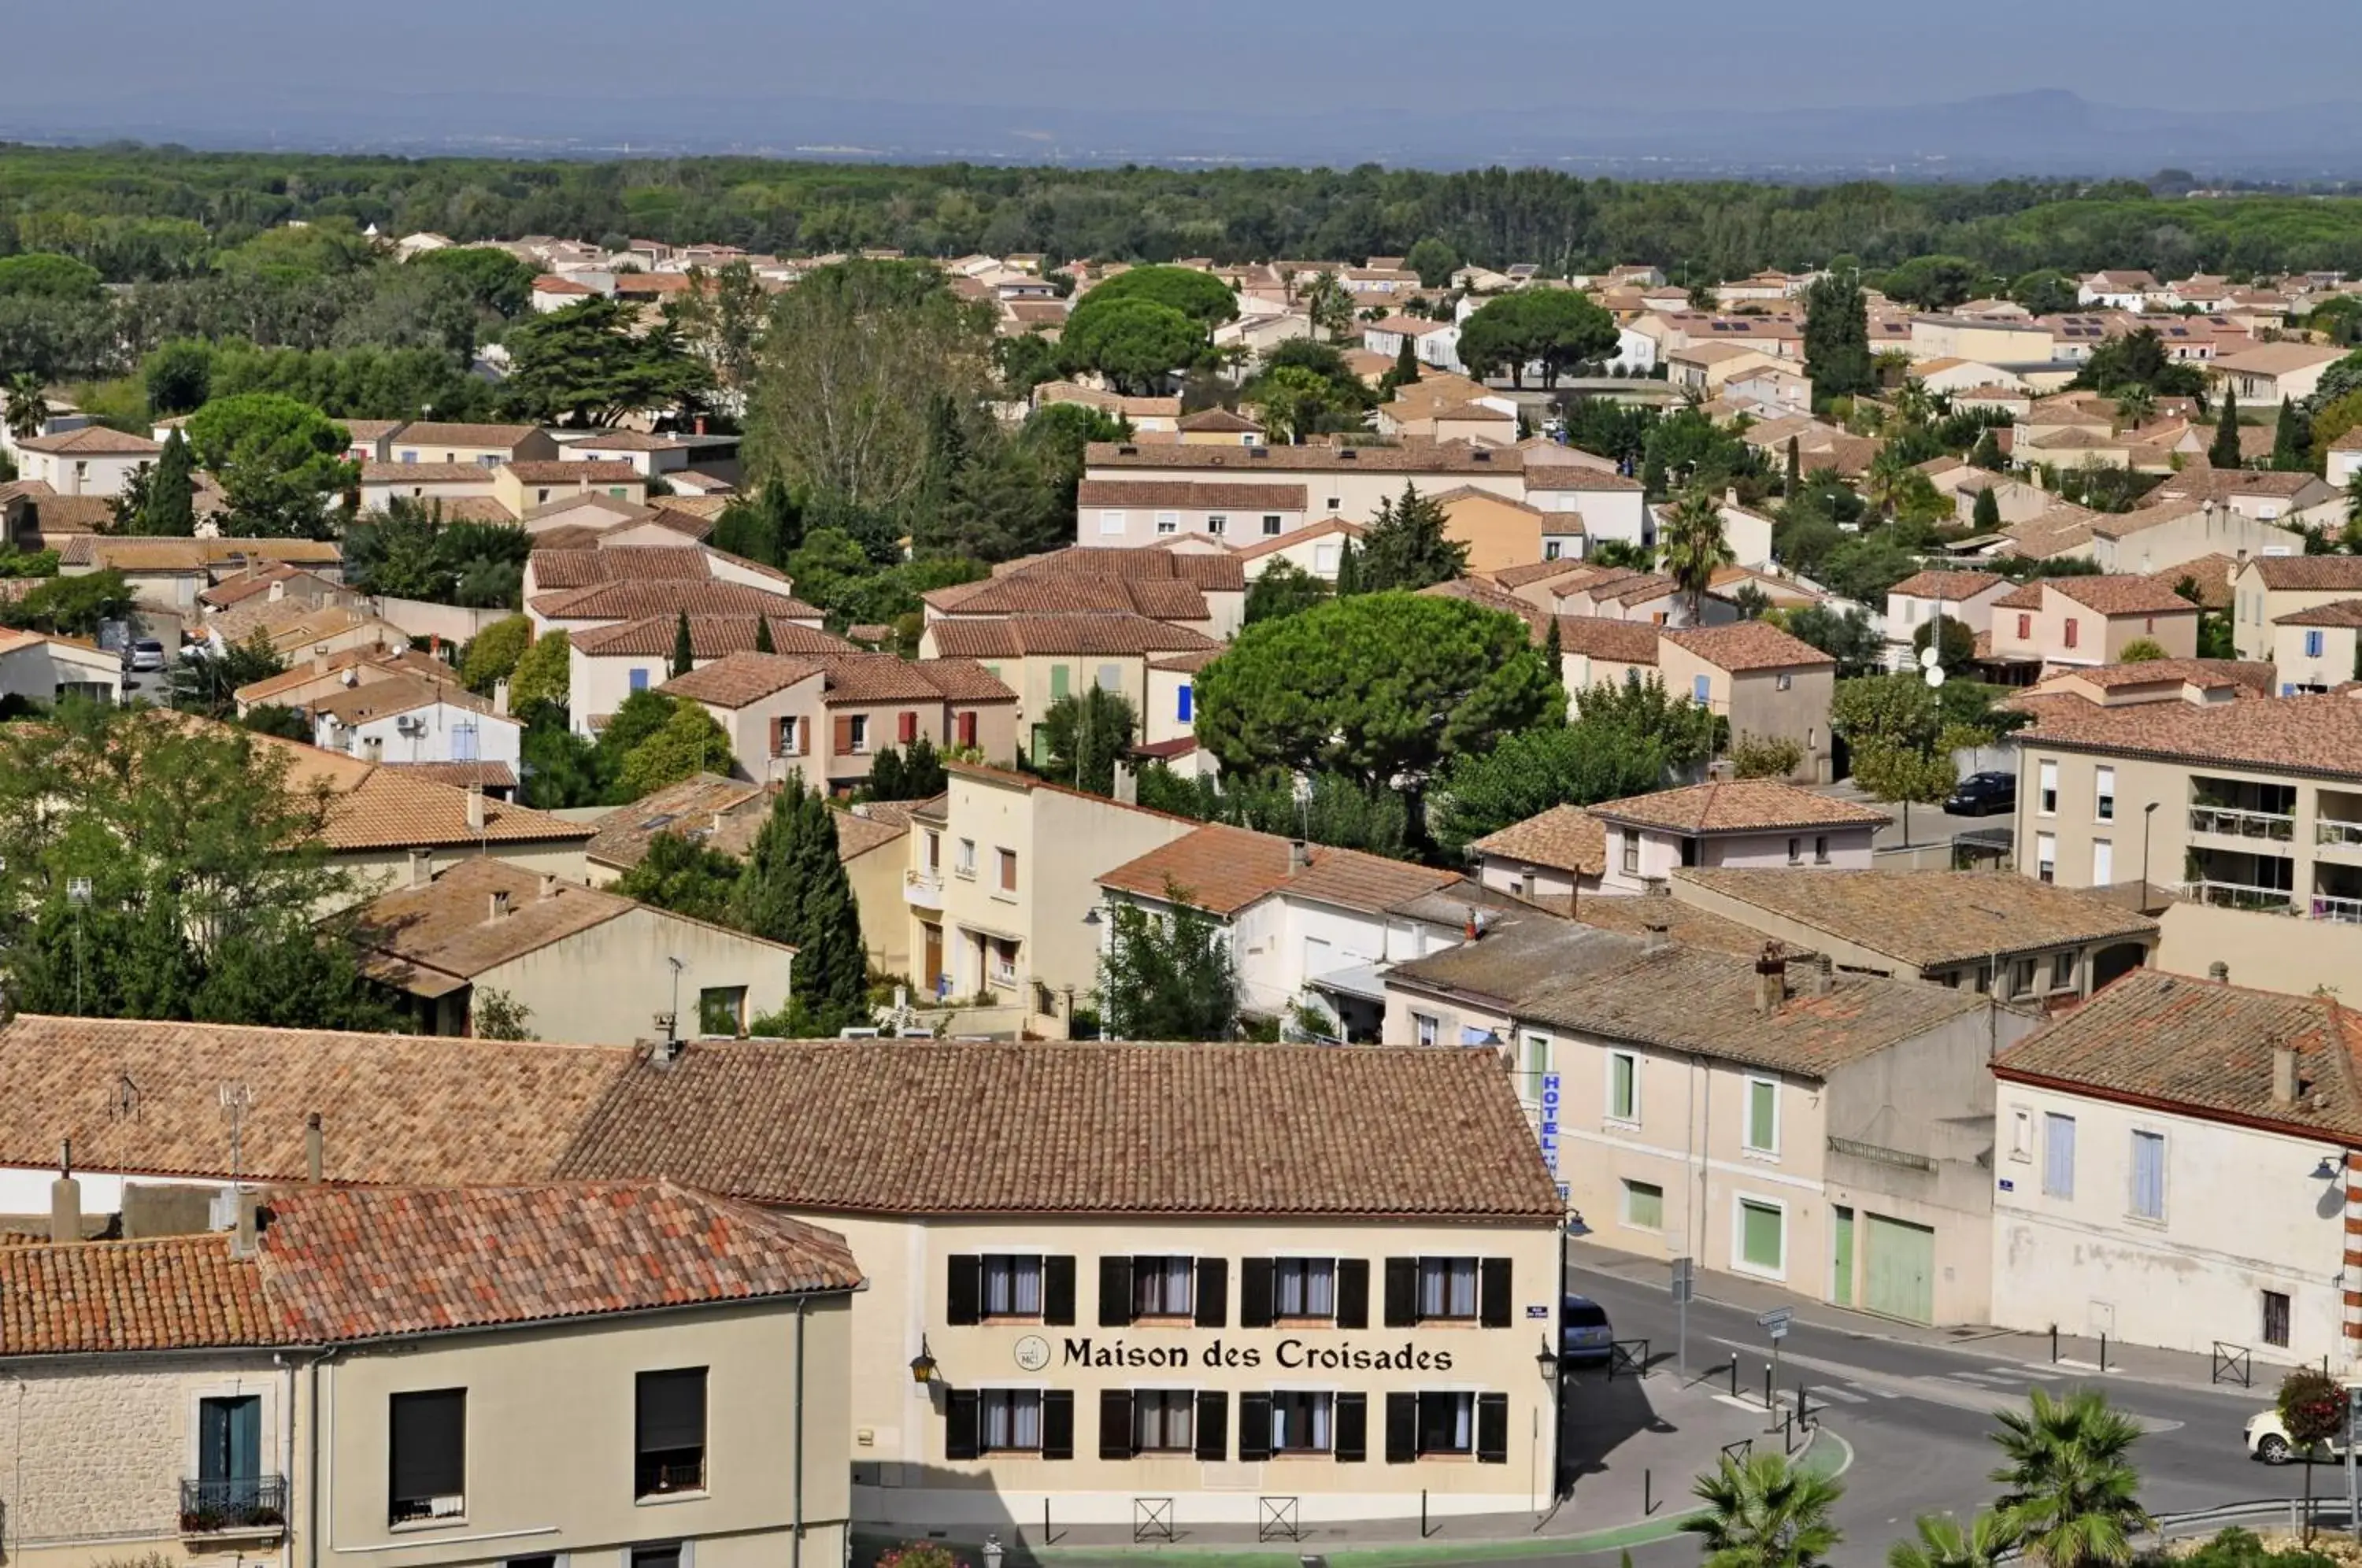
top-left (1944, 771), bottom-right (2016, 817)
top-left (1560, 1295), bottom-right (1613, 1364)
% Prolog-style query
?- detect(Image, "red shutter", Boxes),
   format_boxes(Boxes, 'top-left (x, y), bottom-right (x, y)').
top-left (2016, 614), bottom-right (2031, 638)
top-left (769, 717), bottom-right (786, 756)
top-left (957, 711), bottom-right (977, 749)
top-left (833, 716), bottom-right (854, 753)
top-left (2064, 617), bottom-right (2079, 649)
top-left (898, 710), bottom-right (918, 745)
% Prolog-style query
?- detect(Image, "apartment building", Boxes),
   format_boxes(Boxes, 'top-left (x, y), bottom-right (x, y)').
top-left (1986, 576), bottom-right (2199, 671)
top-left (918, 616), bottom-right (1221, 767)
top-left (659, 650), bottom-right (1017, 791)
top-left (2233, 556), bottom-right (2362, 660)
top-left (1077, 442), bottom-right (1527, 543)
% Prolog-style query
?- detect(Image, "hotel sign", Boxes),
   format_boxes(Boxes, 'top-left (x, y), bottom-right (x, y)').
top-left (1538, 1072), bottom-right (1562, 1174)
top-left (1055, 1335), bottom-right (1458, 1372)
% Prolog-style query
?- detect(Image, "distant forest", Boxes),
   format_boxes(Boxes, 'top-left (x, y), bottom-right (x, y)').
top-left (15, 145), bottom-right (2362, 280)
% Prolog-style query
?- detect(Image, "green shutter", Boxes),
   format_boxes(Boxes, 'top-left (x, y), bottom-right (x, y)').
top-left (1610, 1055), bottom-right (1635, 1119)
top-left (1623, 1181), bottom-right (1663, 1230)
top-left (1050, 664), bottom-right (1070, 699)
top-left (1740, 1200), bottom-right (1784, 1271)
top-left (1748, 1080), bottom-right (1777, 1152)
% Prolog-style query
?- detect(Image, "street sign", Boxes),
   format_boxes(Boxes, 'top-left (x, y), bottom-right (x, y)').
top-left (1768, 1320), bottom-right (1789, 1341)
top-left (1670, 1257), bottom-right (1696, 1303)
top-left (1756, 1307), bottom-right (1794, 1331)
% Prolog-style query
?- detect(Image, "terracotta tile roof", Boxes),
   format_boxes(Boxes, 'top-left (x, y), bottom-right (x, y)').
top-left (905, 656), bottom-right (1020, 702)
top-left (308, 674), bottom-right (491, 727)
top-left (362, 461), bottom-right (500, 484)
top-left (1088, 440), bottom-right (1527, 476)
top-left (508, 460), bottom-right (641, 484)
top-left (80, 538), bottom-right (342, 574)
top-left (926, 615), bottom-right (1220, 658)
top-left (528, 547), bottom-right (713, 590)
top-left (2021, 690), bottom-right (2362, 781)
top-left (1098, 823), bottom-right (1464, 918)
top-left (1076, 479), bottom-right (1309, 512)
top-left (557, 1040), bottom-right (1563, 1220)
top-left (0, 1015), bottom-right (633, 1185)
top-left (1177, 408), bottom-right (1264, 432)
top-left (660, 652), bottom-right (824, 708)
top-left (584, 773), bottom-right (766, 871)
top-left (998, 546), bottom-right (1246, 591)
top-left (1992, 580), bottom-right (2044, 610)
top-left (382, 760), bottom-right (518, 791)
top-left (2275, 597), bottom-right (2362, 628)
top-left (2043, 574), bottom-right (2201, 616)
top-left (1490, 560), bottom-right (1595, 590)
top-left (570, 616), bottom-right (850, 659)
top-left (0, 1233), bottom-right (277, 1354)
top-left (1524, 467), bottom-right (1644, 493)
top-left (531, 580), bottom-right (821, 623)
top-left (396, 421), bottom-right (541, 449)
top-left (2149, 553), bottom-right (2238, 610)
top-left (2032, 657), bottom-right (2276, 695)
top-left (1231, 516), bottom-right (1361, 560)
top-left (2249, 557), bottom-right (2362, 591)
top-left (1568, 895), bottom-right (1772, 956)
top-left (927, 575), bottom-right (1208, 619)
top-left (834, 810), bottom-right (909, 861)
top-left (1660, 621), bottom-right (1834, 672)
top-left (308, 756), bottom-right (594, 851)
top-left (1888, 570), bottom-right (2006, 601)
top-left (1386, 912), bottom-right (1644, 1009)
top-left (1994, 969), bottom-right (2362, 1137)
top-left (1520, 944), bottom-right (1993, 1077)
top-left (352, 859), bottom-right (712, 993)
top-left (234, 646), bottom-right (455, 706)
top-left (1590, 781), bottom-right (1890, 835)
top-left (17, 426), bottom-right (161, 456)
top-left (1468, 804), bottom-right (1605, 877)
top-left (1554, 616), bottom-right (1661, 664)
top-left (1419, 577), bottom-right (1544, 626)
top-left (1672, 868), bottom-right (2157, 970)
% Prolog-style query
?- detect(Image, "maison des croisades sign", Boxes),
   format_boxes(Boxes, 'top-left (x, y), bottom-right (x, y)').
top-left (1015, 1333), bottom-right (1463, 1374)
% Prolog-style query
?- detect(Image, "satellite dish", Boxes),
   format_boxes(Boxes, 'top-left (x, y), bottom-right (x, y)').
top-left (1924, 664), bottom-right (1948, 689)
top-left (1917, 645), bottom-right (1942, 669)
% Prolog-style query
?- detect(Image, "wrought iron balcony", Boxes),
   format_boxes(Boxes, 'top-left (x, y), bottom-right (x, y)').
top-left (180, 1475), bottom-right (287, 1534)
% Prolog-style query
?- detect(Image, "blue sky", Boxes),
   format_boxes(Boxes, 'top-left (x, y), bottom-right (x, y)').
top-left (20, 0), bottom-right (2362, 117)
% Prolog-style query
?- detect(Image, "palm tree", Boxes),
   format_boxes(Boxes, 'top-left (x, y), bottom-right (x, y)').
top-left (1988, 1388), bottom-right (2149, 1568)
top-left (1864, 444), bottom-right (1913, 520)
top-left (3, 372), bottom-right (49, 444)
top-left (1659, 484), bottom-right (1735, 625)
top-left (1298, 271), bottom-right (1352, 343)
top-left (1683, 1450), bottom-right (1845, 1568)
top-left (2112, 386), bottom-right (2157, 431)
top-left (1887, 1511), bottom-right (2018, 1568)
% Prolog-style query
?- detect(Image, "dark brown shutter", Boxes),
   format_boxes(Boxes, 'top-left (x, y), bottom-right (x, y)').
top-left (946, 1256), bottom-right (981, 1325)
top-left (1239, 1257), bottom-right (1275, 1329)
top-left (832, 716), bottom-right (853, 753)
top-left (1383, 1257), bottom-right (1418, 1327)
top-left (1098, 1390), bottom-right (1135, 1460)
top-left (768, 716), bottom-right (785, 756)
top-left (944, 1389), bottom-right (980, 1460)
top-left (1335, 1258), bottom-right (1370, 1328)
top-left (389, 1389), bottom-right (465, 1503)
top-left (1041, 1390), bottom-right (1074, 1460)
top-left (1194, 1257), bottom-right (1227, 1328)
top-left (1042, 1256), bottom-right (1075, 1326)
top-left (1479, 1257), bottom-right (1512, 1328)
top-left (1098, 1255), bottom-right (1134, 1326)
top-left (1476, 1392), bottom-right (1509, 1464)
top-left (1236, 1393), bottom-right (1273, 1462)
top-left (1334, 1392), bottom-right (1368, 1463)
top-left (1384, 1392), bottom-right (1416, 1463)
top-left (1194, 1391), bottom-right (1227, 1462)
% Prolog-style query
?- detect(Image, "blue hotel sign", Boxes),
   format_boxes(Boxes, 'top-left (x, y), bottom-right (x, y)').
top-left (1538, 1071), bottom-right (1562, 1174)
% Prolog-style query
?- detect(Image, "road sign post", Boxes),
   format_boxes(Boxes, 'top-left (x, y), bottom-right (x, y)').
top-left (1757, 1308), bottom-right (1793, 1429)
top-left (1670, 1257), bottom-right (1695, 1375)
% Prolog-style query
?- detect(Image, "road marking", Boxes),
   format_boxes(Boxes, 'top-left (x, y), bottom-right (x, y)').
top-left (2008, 1366), bottom-right (2066, 1380)
top-left (1948, 1371), bottom-right (2026, 1386)
top-left (1804, 1385), bottom-right (1868, 1404)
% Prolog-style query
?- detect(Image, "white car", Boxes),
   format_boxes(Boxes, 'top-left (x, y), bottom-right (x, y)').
top-left (2247, 1407), bottom-right (2350, 1464)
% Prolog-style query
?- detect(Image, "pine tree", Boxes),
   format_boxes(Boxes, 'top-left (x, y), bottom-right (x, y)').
top-left (2271, 398), bottom-right (2306, 472)
top-left (1969, 426), bottom-right (2005, 472)
top-left (136, 431), bottom-right (198, 536)
top-left (753, 615), bottom-right (775, 653)
top-left (735, 779), bottom-right (868, 1033)
top-left (670, 611), bottom-right (694, 677)
top-left (1357, 482), bottom-right (1468, 592)
top-left (2210, 385), bottom-right (2243, 469)
top-left (1972, 483), bottom-right (2002, 532)
top-left (867, 744), bottom-right (906, 801)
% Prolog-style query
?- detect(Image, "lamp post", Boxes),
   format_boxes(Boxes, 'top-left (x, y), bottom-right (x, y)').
top-left (2142, 801), bottom-right (2160, 903)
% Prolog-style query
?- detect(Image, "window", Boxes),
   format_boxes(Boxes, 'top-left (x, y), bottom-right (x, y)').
top-left (1690, 674), bottom-right (1711, 705)
top-left (196, 1395), bottom-right (264, 1512)
top-left (1413, 1012), bottom-right (1439, 1046)
top-left (1813, 834), bottom-right (1829, 864)
top-left (1099, 510), bottom-right (1127, 536)
top-left (1263, 514), bottom-right (1283, 537)
top-left (1050, 664), bottom-right (1070, 700)
top-left (1620, 832), bottom-right (1640, 875)
top-left (997, 848), bottom-right (1016, 893)
top-left (1787, 837), bottom-right (1802, 866)
top-left (2042, 1112), bottom-right (2076, 1198)
top-left (1416, 1256), bottom-right (1479, 1319)
top-left (1775, 671), bottom-right (1793, 691)
top-left (1324, 496), bottom-right (1341, 512)
top-left (629, 668), bottom-right (650, 693)
top-left (2016, 614), bottom-right (2032, 639)
top-left (2037, 760), bottom-right (2059, 815)
top-left (631, 1546), bottom-right (682, 1568)
top-left (1623, 1178), bottom-right (1664, 1230)
top-left (1176, 683), bottom-right (1193, 722)
top-left (451, 722), bottom-right (479, 761)
top-left (1415, 1392), bottom-right (1474, 1455)
top-left (2308, 630), bottom-right (2327, 659)
top-left (2264, 1290), bottom-right (2293, 1348)
top-left (2008, 1108), bottom-right (2034, 1162)
top-left (1155, 512), bottom-right (1178, 536)
top-left (991, 937), bottom-right (1019, 986)
top-left (954, 838), bottom-right (976, 878)
top-left (1207, 514), bottom-right (1227, 535)
top-left (1544, 541), bottom-right (1562, 560)
top-left (634, 1369), bottom-right (707, 1497)
top-left (1737, 1198), bottom-right (1785, 1275)
top-left (2035, 831), bottom-right (2057, 884)
top-left (1273, 1258), bottom-right (1335, 1318)
top-left (2050, 952), bottom-right (2077, 991)
top-left (1272, 1391), bottom-right (1333, 1453)
top-left (2091, 839), bottom-right (2113, 885)
top-left (2008, 958), bottom-right (2036, 998)
top-left (1131, 1256), bottom-right (1194, 1318)
top-left (1094, 662), bottom-right (1122, 692)
top-left (1744, 1078), bottom-right (1779, 1153)
top-left (2129, 1130), bottom-right (2166, 1221)
top-left (898, 711), bottom-right (919, 745)
top-left (388, 1389), bottom-right (466, 1525)
top-left (1134, 1390), bottom-right (1194, 1452)
top-left (1314, 543), bottom-right (1340, 573)
top-left (846, 714), bottom-right (869, 753)
top-left (2094, 767), bottom-right (2116, 821)
top-left (696, 987), bottom-right (746, 1037)
top-left (1609, 1051), bottom-right (1639, 1122)
top-left (983, 1255), bottom-right (1044, 1318)
top-left (979, 1389), bottom-right (1043, 1453)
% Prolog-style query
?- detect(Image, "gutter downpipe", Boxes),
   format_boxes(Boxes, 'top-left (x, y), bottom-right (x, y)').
top-left (792, 1297), bottom-right (807, 1568)
top-left (309, 1348), bottom-right (341, 1568)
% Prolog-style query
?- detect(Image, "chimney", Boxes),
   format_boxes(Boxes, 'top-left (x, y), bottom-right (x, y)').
top-left (1465, 908), bottom-right (1481, 942)
top-left (2208, 960), bottom-right (2230, 982)
top-left (465, 785), bottom-right (487, 833)
top-left (1288, 839), bottom-right (1310, 872)
top-left (304, 1113), bottom-right (324, 1183)
top-left (231, 1189), bottom-right (261, 1259)
top-left (1753, 941), bottom-right (1788, 1015)
top-left (1642, 919), bottom-right (1670, 952)
top-left (1808, 952), bottom-right (1834, 997)
top-left (311, 652), bottom-right (331, 675)
top-left (694, 415), bottom-right (707, 436)
top-left (489, 889), bottom-right (512, 921)
top-left (409, 848), bottom-right (433, 887)
top-left (1113, 760), bottom-right (1137, 805)
top-left (50, 1139), bottom-right (79, 1245)
top-left (540, 873), bottom-right (559, 900)
top-left (362, 736), bottom-right (383, 763)
top-left (492, 677), bottom-right (510, 718)
top-left (2273, 1043), bottom-right (2301, 1107)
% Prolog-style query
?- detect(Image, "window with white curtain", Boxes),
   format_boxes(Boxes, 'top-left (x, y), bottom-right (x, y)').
top-left (1415, 1392), bottom-right (1474, 1455)
top-left (1416, 1256), bottom-right (1478, 1319)
top-left (979, 1389), bottom-right (1042, 1452)
top-left (1274, 1258), bottom-right (1335, 1318)
top-left (1272, 1391), bottom-right (1332, 1452)
top-left (980, 1255), bottom-right (1042, 1318)
top-left (1131, 1256), bottom-right (1194, 1317)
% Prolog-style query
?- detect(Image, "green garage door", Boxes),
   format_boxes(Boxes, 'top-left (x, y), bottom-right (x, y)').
top-left (1863, 1214), bottom-right (1936, 1324)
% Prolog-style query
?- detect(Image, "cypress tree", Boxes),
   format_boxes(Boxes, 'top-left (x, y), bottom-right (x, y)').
top-left (867, 744), bottom-right (905, 802)
top-left (670, 611), bottom-right (695, 677)
top-left (1334, 538), bottom-right (1362, 596)
top-left (2210, 385), bottom-right (2243, 469)
top-left (1543, 615), bottom-right (1563, 671)
top-left (1972, 484), bottom-right (2002, 533)
top-left (1785, 435), bottom-right (1801, 496)
top-left (139, 430), bottom-right (198, 536)
top-left (735, 779), bottom-right (867, 1033)
top-left (1392, 336), bottom-right (1420, 387)
top-left (2271, 398), bottom-right (2306, 472)
top-left (754, 615), bottom-right (775, 654)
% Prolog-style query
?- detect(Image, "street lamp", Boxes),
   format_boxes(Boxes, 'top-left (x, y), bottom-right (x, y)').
top-left (1536, 1336), bottom-right (1561, 1381)
top-left (2142, 801), bottom-right (2160, 901)
top-left (909, 1335), bottom-right (939, 1385)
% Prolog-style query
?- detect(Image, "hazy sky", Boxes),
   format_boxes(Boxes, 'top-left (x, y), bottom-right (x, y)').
top-left (16, 0), bottom-right (2362, 119)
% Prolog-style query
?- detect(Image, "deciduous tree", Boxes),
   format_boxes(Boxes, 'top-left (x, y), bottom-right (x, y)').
top-left (1097, 881), bottom-right (1239, 1041)
top-left (1036, 686), bottom-right (1136, 796)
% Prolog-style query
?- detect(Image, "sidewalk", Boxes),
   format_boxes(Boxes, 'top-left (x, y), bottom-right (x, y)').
top-left (1567, 1237), bottom-right (2275, 1400)
top-left (848, 1375), bottom-right (1831, 1568)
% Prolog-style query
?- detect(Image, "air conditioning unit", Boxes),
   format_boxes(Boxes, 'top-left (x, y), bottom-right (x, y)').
top-left (394, 716), bottom-right (426, 736)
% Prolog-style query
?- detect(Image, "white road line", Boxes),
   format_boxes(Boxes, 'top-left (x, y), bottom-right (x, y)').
top-left (1804, 1385), bottom-right (1868, 1404)
top-left (2001, 1366), bottom-right (2066, 1380)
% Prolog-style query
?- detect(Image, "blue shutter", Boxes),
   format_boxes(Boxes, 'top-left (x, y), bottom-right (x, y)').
top-left (1691, 674), bottom-right (1711, 705)
top-left (2308, 631), bottom-right (2326, 659)
top-left (1178, 683), bottom-right (1193, 722)
top-left (629, 668), bottom-right (650, 692)
top-left (2131, 1131), bottom-right (2165, 1219)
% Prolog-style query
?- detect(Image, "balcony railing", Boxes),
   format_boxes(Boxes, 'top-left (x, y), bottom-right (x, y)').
top-left (905, 868), bottom-right (945, 908)
top-left (2189, 804), bottom-right (2296, 842)
top-left (2179, 879), bottom-right (2297, 914)
top-left (180, 1476), bottom-right (287, 1534)
top-left (2319, 819), bottom-right (2362, 850)
top-left (2312, 893), bottom-right (2362, 926)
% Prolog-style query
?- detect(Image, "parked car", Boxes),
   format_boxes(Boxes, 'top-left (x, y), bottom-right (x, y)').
top-left (1944, 771), bottom-right (2016, 817)
top-left (2248, 1392), bottom-right (2360, 1463)
top-left (1560, 1295), bottom-right (1613, 1364)
top-left (123, 639), bottom-right (168, 674)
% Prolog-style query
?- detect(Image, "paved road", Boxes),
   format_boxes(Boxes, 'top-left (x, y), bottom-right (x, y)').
top-left (1559, 1256), bottom-right (2292, 1568)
